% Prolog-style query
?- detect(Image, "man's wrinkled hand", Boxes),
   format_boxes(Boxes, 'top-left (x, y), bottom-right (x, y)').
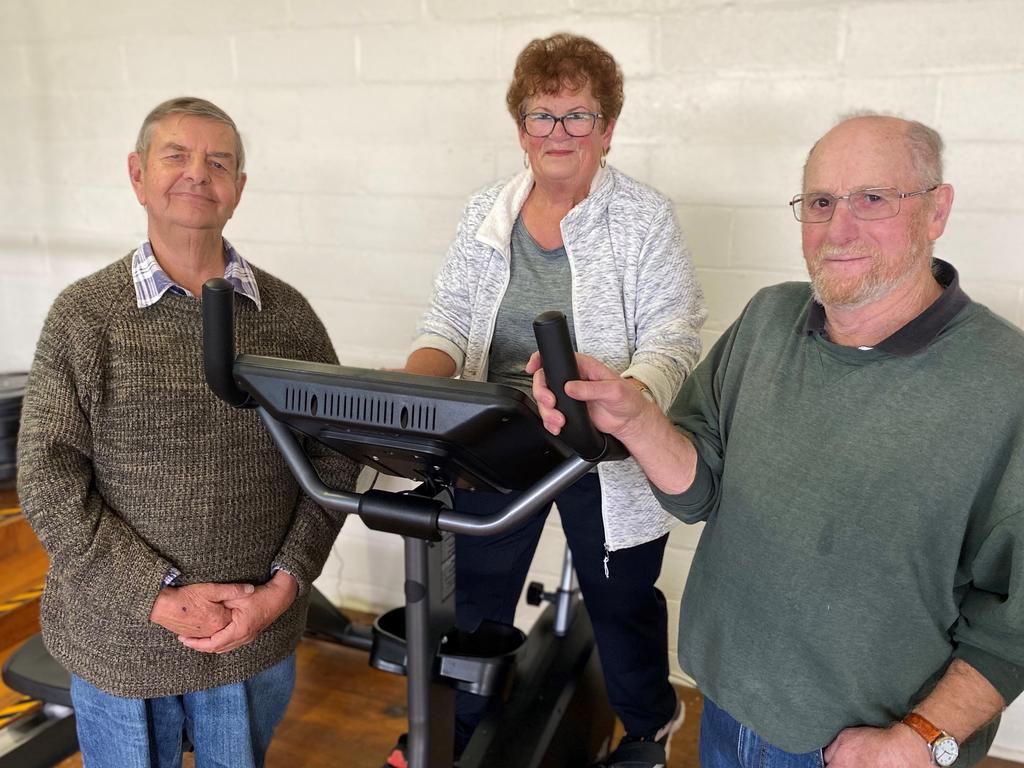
top-left (178, 571), bottom-right (298, 654)
top-left (149, 582), bottom-right (255, 637)
top-left (824, 724), bottom-right (932, 767)
top-left (526, 351), bottom-right (656, 442)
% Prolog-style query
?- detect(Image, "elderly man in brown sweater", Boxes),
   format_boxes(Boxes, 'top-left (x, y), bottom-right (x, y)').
top-left (17, 97), bottom-right (358, 768)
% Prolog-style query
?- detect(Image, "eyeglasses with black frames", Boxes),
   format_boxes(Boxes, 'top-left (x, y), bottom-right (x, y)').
top-left (520, 111), bottom-right (604, 138)
top-left (789, 186), bottom-right (939, 223)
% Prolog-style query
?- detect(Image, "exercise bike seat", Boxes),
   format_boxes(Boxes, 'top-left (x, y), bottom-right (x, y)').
top-left (2, 633), bottom-right (72, 708)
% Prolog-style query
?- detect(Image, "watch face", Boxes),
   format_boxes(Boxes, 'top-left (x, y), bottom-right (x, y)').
top-left (933, 736), bottom-right (959, 767)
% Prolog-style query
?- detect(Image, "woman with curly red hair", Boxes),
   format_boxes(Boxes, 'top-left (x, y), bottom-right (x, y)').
top-left (392, 33), bottom-right (706, 768)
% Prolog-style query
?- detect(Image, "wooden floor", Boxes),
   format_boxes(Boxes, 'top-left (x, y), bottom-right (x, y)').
top-left (59, 636), bottom-right (700, 768)
top-left (270, 637), bottom-right (705, 767)
top-left (54, 632), bottom-right (1021, 767)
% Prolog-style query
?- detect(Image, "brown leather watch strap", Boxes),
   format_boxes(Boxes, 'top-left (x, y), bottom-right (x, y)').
top-left (903, 712), bottom-right (943, 744)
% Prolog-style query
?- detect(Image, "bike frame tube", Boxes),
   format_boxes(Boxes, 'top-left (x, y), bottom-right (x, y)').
top-left (259, 407), bottom-right (599, 768)
top-left (259, 408), bottom-right (595, 537)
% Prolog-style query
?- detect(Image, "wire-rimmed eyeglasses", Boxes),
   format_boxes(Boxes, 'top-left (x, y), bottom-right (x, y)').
top-left (520, 111), bottom-right (604, 138)
top-left (789, 186), bottom-right (939, 223)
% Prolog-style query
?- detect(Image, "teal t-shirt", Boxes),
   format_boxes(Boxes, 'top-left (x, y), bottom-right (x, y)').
top-left (487, 215), bottom-right (576, 395)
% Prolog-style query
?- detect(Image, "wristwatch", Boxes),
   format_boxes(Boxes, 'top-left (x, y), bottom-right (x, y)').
top-left (902, 713), bottom-right (959, 766)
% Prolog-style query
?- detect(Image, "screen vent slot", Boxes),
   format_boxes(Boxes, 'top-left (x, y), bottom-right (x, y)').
top-left (399, 402), bottom-right (437, 432)
top-left (284, 388), bottom-right (436, 430)
top-left (284, 386), bottom-right (316, 414)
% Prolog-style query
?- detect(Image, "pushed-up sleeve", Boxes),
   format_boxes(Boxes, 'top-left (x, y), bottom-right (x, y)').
top-left (954, 509), bottom-right (1024, 704)
top-left (649, 315), bottom-right (742, 524)
top-left (623, 200), bottom-right (708, 410)
top-left (17, 295), bottom-right (174, 624)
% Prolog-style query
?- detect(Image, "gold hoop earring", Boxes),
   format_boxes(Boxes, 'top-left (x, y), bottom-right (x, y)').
top-left (600, 151), bottom-right (607, 169)
top-left (523, 151), bottom-right (529, 170)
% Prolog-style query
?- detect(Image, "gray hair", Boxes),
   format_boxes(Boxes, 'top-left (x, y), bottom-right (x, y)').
top-left (904, 118), bottom-right (944, 188)
top-left (803, 111), bottom-right (944, 189)
top-left (135, 96), bottom-right (245, 179)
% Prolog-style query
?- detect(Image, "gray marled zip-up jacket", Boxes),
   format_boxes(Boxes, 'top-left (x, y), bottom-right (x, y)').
top-left (412, 166), bottom-right (707, 550)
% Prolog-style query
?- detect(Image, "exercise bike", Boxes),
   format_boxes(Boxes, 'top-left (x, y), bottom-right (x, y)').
top-left (201, 278), bottom-right (626, 768)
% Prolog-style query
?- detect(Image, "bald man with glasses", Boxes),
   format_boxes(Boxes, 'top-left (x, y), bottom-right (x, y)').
top-left (527, 114), bottom-right (1024, 768)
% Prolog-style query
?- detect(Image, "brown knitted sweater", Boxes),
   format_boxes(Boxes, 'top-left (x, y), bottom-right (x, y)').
top-left (17, 254), bottom-right (359, 698)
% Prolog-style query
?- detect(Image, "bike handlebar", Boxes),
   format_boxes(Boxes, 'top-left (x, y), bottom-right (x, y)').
top-left (532, 311), bottom-right (626, 462)
top-left (202, 278), bottom-right (253, 408)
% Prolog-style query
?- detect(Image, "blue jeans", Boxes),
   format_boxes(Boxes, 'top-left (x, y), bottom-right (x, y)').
top-left (70, 653), bottom-right (295, 768)
top-left (700, 696), bottom-right (824, 768)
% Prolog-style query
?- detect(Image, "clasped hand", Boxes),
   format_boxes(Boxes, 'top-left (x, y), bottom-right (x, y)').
top-left (149, 571), bottom-right (298, 654)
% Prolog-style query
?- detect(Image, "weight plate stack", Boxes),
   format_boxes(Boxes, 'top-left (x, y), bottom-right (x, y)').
top-left (0, 372), bottom-right (28, 484)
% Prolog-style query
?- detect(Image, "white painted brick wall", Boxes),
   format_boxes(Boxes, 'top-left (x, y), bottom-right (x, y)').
top-left (660, 6), bottom-right (842, 75)
top-left (940, 72), bottom-right (1024, 141)
top-left (3, 1), bottom-right (1023, 758)
top-left (126, 36), bottom-right (236, 90)
top-left (625, 76), bottom-right (840, 148)
top-left (846, 1), bottom-right (1024, 73)
top-left (293, 0), bottom-right (421, 26)
top-left (428, 0), bottom-right (573, 22)
top-left (840, 76), bottom-right (941, 121)
top-left (501, 17), bottom-right (656, 78)
top-left (361, 24), bottom-right (501, 81)
top-left (235, 29), bottom-right (360, 86)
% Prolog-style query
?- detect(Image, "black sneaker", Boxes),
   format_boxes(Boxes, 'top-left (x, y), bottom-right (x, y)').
top-left (595, 695), bottom-right (685, 768)
top-left (597, 736), bottom-right (668, 768)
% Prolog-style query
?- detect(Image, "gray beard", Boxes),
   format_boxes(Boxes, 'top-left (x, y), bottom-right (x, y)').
top-left (810, 260), bottom-right (917, 310)
top-left (808, 215), bottom-right (934, 310)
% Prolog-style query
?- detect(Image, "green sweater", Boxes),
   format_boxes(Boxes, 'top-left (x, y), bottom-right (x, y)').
top-left (17, 255), bottom-right (359, 698)
top-left (655, 269), bottom-right (1024, 763)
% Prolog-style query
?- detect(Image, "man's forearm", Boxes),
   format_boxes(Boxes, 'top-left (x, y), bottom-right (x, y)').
top-left (911, 659), bottom-right (1005, 743)
top-left (618, 403), bottom-right (700, 496)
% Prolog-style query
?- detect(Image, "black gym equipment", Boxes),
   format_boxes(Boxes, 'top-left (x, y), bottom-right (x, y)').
top-left (201, 277), bottom-right (623, 768)
top-left (0, 637), bottom-right (76, 768)
top-left (0, 372), bottom-right (28, 486)
top-left (0, 372), bottom-right (79, 768)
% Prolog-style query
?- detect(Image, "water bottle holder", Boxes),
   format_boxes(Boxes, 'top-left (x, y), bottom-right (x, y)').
top-left (370, 607), bottom-right (526, 696)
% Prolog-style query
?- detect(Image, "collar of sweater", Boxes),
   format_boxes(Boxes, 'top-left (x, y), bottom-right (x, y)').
top-left (475, 165), bottom-right (613, 258)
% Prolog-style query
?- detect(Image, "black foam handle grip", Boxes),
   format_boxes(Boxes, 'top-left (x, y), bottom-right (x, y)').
top-left (533, 311), bottom-right (607, 461)
top-left (202, 278), bottom-right (252, 408)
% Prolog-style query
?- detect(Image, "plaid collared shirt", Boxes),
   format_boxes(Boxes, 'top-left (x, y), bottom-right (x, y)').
top-left (131, 239), bottom-right (262, 311)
